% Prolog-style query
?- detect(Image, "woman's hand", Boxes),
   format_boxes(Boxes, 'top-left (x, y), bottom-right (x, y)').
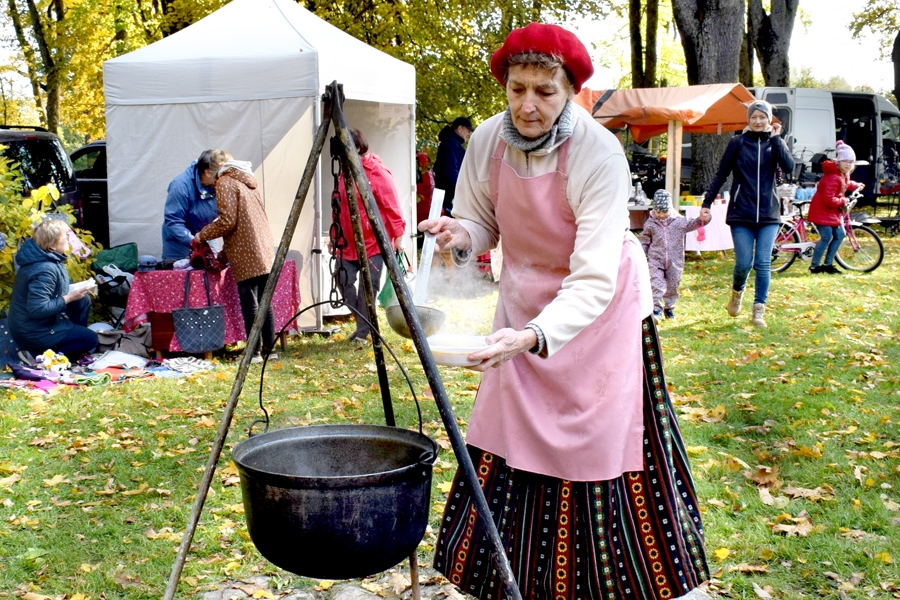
top-left (392, 235), bottom-right (404, 251)
top-left (772, 122), bottom-right (783, 136)
top-left (193, 232), bottom-right (202, 244)
top-left (466, 327), bottom-right (538, 372)
top-left (63, 288), bottom-right (89, 304)
top-left (418, 216), bottom-right (471, 252)
top-left (699, 207), bottom-right (712, 224)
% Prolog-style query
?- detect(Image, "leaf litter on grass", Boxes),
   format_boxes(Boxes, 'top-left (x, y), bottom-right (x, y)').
top-left (1, 241), bottom-right (900, 597)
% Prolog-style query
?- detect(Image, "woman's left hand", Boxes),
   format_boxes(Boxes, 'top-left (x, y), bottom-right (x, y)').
top-left (772, 122), bottom-right (783, 136)
top-left (391, 235), bottom-right (404, 251)
top-left (699, 207), bottom-right (712, 224)
top-left (466, 327), bottom-right (538, 372)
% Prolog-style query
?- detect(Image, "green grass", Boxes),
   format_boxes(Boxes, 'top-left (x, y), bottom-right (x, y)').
top-left (0, 237), bottom-right (899, 599)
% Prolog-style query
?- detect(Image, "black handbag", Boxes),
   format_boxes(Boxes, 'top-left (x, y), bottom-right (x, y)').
top-left (171, 271), bottom-right (225, 353)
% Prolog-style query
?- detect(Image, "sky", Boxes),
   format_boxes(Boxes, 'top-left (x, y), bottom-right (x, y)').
top-left (576, 0), bottom-right (893, 93)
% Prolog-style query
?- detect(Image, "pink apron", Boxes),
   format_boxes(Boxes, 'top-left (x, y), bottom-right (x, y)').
top-left (465, 139), bottom-right (645, 482)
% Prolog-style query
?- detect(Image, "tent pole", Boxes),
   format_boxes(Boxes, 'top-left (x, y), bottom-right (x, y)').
top-left (162, 93), bottom-right (334, 600)
top-left (666, 119), bottom-right (676, 198)
top-left (674, 120), bottom-right (684, 200)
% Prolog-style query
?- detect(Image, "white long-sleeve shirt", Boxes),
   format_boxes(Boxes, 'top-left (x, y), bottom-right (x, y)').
top-left (452, 104), bottom-right (652, 356)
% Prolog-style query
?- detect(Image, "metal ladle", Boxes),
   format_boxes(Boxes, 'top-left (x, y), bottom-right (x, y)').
top-left (385, 190), bottom-right (446, 338)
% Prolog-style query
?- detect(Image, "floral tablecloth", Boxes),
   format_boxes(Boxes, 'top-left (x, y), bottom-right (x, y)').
top-left (123, 261), bottom-right (300, 352)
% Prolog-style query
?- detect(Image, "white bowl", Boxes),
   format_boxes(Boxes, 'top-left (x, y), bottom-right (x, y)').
top-left (426, 334), bottom-right (488, 367)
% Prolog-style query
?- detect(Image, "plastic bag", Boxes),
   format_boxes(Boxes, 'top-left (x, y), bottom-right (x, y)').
top-left (378, 250), bottom-right (415, 308)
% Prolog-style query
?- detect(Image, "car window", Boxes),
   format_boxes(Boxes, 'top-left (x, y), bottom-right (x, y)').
top-left (72, 148), bottom-right (104, 179)
top-left (0, 139), bottom-right (74, 193)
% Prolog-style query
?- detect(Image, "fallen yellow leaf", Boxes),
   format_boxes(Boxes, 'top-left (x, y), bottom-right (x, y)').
top-left (80, 563), bottom-right (92, 573)
top-left (713, 547), bottom-right (731, 561)
top-left (875, 552), bottom-right (893, 564)
top-left (438, 481), bottom-right (453, 494)
top-left (317, 580), bottom-right (336, 590)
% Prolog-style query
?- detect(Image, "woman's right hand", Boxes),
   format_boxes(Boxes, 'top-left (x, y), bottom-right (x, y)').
top-left (63, 288), bottom-right (89, 304)
top-left (418, 216), bottom-right (471, 252)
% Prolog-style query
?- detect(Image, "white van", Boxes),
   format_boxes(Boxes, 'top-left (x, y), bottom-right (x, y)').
top-left (752, 87), bottom-right (900, 205)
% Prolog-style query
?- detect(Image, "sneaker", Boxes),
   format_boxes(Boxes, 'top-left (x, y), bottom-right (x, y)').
top-left (652, 309), bottom-right (663, 324)
top-left (250, 353), bottom-right (263, 364)
top-left (809, 265), bottom-right (824, 274)
top-left (822, 264), bottom-right (842, 275)
top-left (350, 337), bottom-right (370, 347)
top-left (664, 308), bottom-right (675, 320)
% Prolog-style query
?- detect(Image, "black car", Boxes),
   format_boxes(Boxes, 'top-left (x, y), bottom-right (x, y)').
top-left (70, 140), bottom-right (109, 248)
top-left (0, 125), bottom-right (80, 218)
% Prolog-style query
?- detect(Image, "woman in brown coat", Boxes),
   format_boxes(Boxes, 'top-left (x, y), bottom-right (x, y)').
top-left (196, 153), bottom-right (277, 360)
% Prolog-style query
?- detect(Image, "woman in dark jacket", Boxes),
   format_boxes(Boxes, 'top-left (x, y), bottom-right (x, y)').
top-left (701, 100), bottom-right (793, 328)
top-left (9, 219), bottom-right (97, 357)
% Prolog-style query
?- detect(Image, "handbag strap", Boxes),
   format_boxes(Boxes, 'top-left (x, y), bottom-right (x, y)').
top-left (183, 271), bottom-right (213, 309)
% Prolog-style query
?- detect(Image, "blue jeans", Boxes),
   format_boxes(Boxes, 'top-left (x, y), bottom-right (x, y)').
top-left (730, 224), bottom-right (780, 305)
top-left (811, 225), bottom-right (845, 267)
top-left (52, 296), bottom-right (98, 357)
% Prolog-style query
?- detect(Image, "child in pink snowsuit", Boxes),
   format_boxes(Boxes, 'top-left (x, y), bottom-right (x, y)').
top-left (639, 190), bottom-right (706, 321)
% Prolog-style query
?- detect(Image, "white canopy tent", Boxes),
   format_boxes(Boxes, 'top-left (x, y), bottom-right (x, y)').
top-left (103, 0), bottom-right (417, 330)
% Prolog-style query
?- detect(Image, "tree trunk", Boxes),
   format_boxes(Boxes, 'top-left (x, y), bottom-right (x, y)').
top-left (645, 0), bottom-right (658, 87)
top-left (739, 10), bottom-right (755, 87)
top-left (630, 0), bottom-right (645, 88)
top-left (5, 0), bottom-right (45, 125)
top-left (630, 0), bottom-right (659, 89)
top-left (671, 0), bottom-right (746, 193)
top-left (24, 0), bottom-right (58, 134)
top-left (748, 0), bottom-right (799, 87)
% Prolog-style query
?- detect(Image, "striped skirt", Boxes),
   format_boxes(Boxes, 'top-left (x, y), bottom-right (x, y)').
top-left (434, 319), bottom-right (709, 600)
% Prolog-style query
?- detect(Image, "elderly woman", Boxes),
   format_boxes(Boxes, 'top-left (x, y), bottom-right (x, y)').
top-left (421, 24), bottom-right (709, 599)
top-left (701, 100), bottom-right (793, 327)
top-left (195, 152), bottom-right (278, 362)
top-left (9, 219), bottom-right (97, 357)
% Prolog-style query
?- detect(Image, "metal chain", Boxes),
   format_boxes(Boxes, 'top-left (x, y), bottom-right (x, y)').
top-left (328, 135), bottom-right (350, 308)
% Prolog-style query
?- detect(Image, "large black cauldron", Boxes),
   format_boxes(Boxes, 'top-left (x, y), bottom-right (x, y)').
top-left (232, 424), bottom-right (437, 579)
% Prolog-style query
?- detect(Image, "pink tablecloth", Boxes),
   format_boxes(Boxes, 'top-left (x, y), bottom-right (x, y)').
top-left (683, 204), bottom-right (733, 251)
top-left (123, 261), bottom-right (300, 352)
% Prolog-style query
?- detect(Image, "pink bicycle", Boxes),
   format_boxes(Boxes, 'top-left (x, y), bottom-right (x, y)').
top-left (771, 189), bottom-right (884, 273)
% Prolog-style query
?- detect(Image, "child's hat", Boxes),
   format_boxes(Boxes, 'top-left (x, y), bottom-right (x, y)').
top-left (652, 189), bottom-right (671, 212)
top-left (835, 140), bottom-right (856, 162)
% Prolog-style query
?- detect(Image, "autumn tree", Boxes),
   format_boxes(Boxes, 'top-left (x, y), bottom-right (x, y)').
top-left (300, 0), bottom-right (610, 147)
top-left (747, 0), bottom-right (799, 87)
top-left (671, 0), bottom-right (746, 193)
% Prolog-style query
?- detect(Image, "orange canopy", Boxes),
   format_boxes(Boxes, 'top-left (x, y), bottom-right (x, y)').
top-left (574, 83), bottom-right (757, 143)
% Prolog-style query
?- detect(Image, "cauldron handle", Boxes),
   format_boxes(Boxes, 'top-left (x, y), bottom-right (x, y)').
top-left (252, 299), bottom-right (428, 437)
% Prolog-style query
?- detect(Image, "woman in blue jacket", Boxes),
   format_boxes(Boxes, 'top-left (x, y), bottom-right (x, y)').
top-left (9, 219), bottom-right (97, 357)
top-left (701, 101), bottom-right (793, 328)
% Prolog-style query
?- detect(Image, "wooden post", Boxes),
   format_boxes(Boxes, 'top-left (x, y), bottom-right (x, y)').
top-left (666, 119), bottom-right (684, 200)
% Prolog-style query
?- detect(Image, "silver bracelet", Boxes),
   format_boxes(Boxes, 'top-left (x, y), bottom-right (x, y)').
top-left (524, 323), bottom-right (545, 355)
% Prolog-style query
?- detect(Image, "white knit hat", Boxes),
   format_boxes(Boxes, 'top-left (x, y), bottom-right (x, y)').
top-left (834, 140), bottom-right (856, 162)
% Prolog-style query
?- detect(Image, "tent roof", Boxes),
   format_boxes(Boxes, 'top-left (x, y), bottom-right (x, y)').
top-left (104, 0), bottom-right (415, 105)
top-left (574, 84), bottom-right (757, 143)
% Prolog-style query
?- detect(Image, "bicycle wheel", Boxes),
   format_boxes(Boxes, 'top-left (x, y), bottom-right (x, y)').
top-left (836, 225), bottom-right (884, 272)
top-left (771, 223), bottom-right (799, 273)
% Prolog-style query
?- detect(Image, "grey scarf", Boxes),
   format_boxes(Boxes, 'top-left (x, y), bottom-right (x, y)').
top-left (501, 101), bottom-right (575, 153)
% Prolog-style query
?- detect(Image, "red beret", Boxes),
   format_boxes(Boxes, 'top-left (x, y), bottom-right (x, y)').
top-left (490, 23), bottom-right (594, 93)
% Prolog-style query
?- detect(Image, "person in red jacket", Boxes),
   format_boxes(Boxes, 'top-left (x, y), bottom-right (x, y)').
top-left (335, 128), bottom-right (406, 344)
top-left (808, 141), bottom-right (864, 274)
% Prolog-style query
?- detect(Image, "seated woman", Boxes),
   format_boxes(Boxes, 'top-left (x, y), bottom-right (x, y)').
top-left (9, 219), bottom-right (97, 358)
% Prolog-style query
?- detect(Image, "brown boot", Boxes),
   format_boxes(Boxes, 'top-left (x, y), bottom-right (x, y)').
top-left (751, 303), bottom-right (767, 328)
top-left (726, 288), bottom-right (744, 317)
